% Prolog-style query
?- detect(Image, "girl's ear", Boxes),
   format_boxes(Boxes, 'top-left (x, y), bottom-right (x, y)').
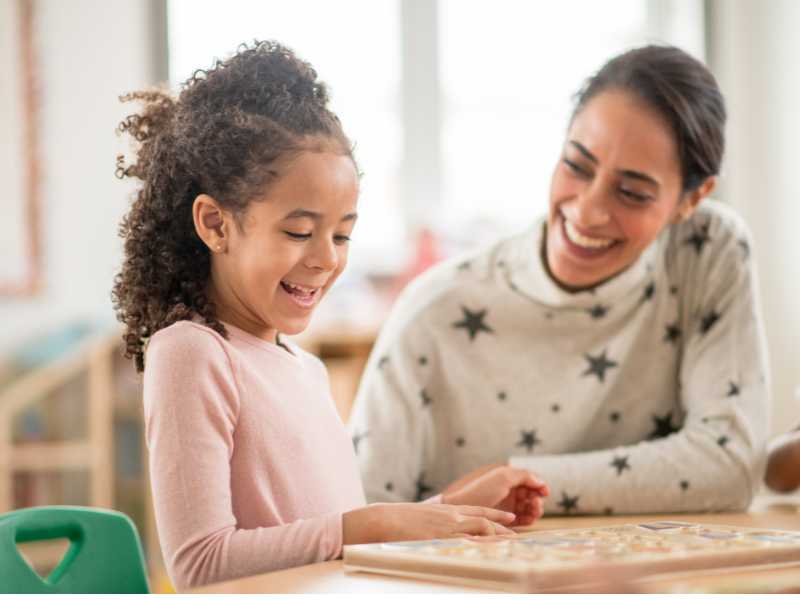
top-left (673, 176), bottom-right (717, 224)
top-left (193, 194), bottom-right (230, 253)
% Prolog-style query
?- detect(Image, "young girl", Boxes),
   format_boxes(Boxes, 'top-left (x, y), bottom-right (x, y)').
top-left (112, 42), bottom-right (547, 590)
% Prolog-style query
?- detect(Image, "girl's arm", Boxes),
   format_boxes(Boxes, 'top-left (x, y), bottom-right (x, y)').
top-left (144, 325), bottom-right (348, 590)
top-left (144, 324), bottom-right (522, 590)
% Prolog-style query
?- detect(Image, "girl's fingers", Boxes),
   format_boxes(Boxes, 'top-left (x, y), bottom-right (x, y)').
top-left (457, 517), bottom-right (514, 536)
top-left (455, 505), bottom-right (516, 523)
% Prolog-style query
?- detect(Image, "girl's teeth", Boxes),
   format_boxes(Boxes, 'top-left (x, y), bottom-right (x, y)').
top-left (283, 282), bottom-right (316, 294)
top-left (565, 220), bottom-right (614, 249)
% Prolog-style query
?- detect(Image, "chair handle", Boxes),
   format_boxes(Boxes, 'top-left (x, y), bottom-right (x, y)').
top-left (9, 513), bottom-right (85, 584)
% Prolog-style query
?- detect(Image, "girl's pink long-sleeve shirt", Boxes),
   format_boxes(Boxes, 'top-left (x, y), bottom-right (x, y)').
top-left (142, 320), bottom-right (367, 590)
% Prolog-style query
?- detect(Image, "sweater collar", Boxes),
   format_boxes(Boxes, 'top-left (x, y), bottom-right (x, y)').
top-left (506, 217), bottom-right (659, 308)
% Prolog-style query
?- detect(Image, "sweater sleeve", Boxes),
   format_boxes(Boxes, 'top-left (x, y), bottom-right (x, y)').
top-left (143, 324), bottom-right (343, 590)
top-left (510, 216), bottom-right (771, 514)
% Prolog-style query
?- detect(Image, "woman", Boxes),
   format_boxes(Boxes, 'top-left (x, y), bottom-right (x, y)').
top-left (349, 45), bottom-right (770, 515)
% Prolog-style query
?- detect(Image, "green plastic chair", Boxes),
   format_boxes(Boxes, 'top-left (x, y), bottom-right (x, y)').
top-left (0, 505), bottom-right (150, 593)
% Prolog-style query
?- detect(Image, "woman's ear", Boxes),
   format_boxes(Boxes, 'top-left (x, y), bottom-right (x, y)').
top-left (193, 194), bottom-right (230, 253)
top-left (673, 176), bottom-right (717, 223)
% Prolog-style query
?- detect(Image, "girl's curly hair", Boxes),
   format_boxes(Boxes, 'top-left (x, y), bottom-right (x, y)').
top-left (112, 40), bottom-right (354, 371)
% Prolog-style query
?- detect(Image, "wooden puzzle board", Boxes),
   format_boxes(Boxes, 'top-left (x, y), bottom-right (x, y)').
top-left (343, 521), bottom-right (800, 592)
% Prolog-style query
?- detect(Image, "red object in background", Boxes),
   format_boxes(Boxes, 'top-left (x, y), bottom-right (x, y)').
top-left (391, 228), bottom-right (444, 298)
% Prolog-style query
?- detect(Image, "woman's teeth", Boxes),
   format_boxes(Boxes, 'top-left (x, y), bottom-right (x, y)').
top-left (564, 219), bottom-right (615, 249)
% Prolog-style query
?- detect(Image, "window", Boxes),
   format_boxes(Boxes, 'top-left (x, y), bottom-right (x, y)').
top-left (168, 0), bottom-right (704, 272)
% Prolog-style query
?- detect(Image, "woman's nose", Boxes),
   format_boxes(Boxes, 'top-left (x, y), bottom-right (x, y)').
top-left (570, 183), bottom-right (611, 228)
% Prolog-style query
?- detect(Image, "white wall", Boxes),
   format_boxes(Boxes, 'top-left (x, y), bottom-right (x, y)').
top-left (708, 0), bottom-right (800, 435)
top-left (0, 0), bottom-right (164, 353)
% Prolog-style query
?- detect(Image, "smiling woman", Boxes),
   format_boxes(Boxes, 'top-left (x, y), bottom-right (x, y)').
top-left (350, 45), bottom-right (771, 518)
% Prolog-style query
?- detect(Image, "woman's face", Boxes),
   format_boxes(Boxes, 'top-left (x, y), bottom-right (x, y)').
top-left (545, 89), bottom-right (688, 291)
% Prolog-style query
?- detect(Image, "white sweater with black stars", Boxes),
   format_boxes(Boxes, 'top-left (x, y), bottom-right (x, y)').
top-left (348, 201), bottom-right (771, 515)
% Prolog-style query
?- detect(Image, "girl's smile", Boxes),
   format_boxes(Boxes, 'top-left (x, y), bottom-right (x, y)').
top-left (279, 280), bottom-right (321, 309)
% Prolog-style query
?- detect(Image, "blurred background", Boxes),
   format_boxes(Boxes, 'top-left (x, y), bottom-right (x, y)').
top-left (1, 0), bottom-right (798, 589)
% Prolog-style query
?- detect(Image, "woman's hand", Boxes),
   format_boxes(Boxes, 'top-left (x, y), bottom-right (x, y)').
top-left (342, 503), bottom-right (516, 546)
top-left (442, 465), bottom-right (549, 526)
top-left (765, 428), bottom-right (800, 493)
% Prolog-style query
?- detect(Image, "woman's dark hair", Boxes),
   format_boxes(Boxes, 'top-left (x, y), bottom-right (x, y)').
top-left (572, 45), bottom-right (725, 192)
top-left (112, 40), bottom-right (355, 371)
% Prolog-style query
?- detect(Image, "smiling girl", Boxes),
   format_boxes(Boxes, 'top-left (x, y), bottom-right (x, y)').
top-left (112, 42), bottom-right (546, 590)
top-left (351, 45), bottom-right (770, 515)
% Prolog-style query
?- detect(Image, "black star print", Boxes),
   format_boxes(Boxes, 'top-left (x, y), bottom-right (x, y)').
top-left (604, 507), bottom-right (614, 516)
top-left (700, 310), bottom-right (721, 335)
top-left (378, 356), bottom-right (389, 370)
top-left (558, 492), bottom-right (579, 513)
top-left (738, 239), bottom-right (750, 260)
top-left (685, 223), bottom-right (711, 255)
top-left (452, 306), bottom-right (494, 341)
top-left (680, 480), bottom-right (690, 491)
top-left (415, 473), bottom-right (433, 501)
top-left (587, 304), bottom-right (609, 319)
top-left (551, 403), bottom-right (560, 413)
top-left (611, 455), bottom-right (631, 475)
top-left (516, 430), bottom-right (541, 453)
top-left (545, 312), bottom-right (554, 319)
top-left (670, 285), bottom-right (679, 295)
top-left (717, 435), bottom-right (729, 447)
top-left (385, 482), bottom-right (394, 492)
top-left (582, 350), bottom-right (618, 383)
top-left (649, 411), bottom-right (680, 439)
top-left (455, 437), bottom-right (465, 447)
top-left (418, 356), bottom-right (428, 366)
top-left (497, 391), bottom-right (507, 402)
top-left (609, 411), bottom-right (621, 423)
top-left (497, 260), bottom-right (506, 268)
top-left (664, 323), bottom-right (682, 344)
top-left (457, 261), bottom-right (471, 271)
top-left (352, 431), bottom-right (368, 454)
top-left (420, 389), bottom-right (433, 407)
top-left (640, 282), bottom-right (655, 303)
top-left (727, 381), bottom-right (740, 397)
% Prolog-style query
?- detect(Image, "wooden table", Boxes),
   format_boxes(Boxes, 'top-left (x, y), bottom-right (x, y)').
top-left (193, 494), bottom-right (800, 593)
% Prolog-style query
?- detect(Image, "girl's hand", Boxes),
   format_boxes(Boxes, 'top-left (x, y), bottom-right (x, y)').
top-left (442, 465), bottom-right (549, 527)
top-left (342, 503), bottom-right (516, 546)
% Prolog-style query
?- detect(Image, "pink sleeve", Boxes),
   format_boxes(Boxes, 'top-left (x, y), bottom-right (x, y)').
top-left (143, 324), bottom-right (343, 590)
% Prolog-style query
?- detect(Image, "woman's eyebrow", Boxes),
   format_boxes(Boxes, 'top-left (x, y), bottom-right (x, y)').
top-left (570, 140), bottom-right (659, 186)
top-left (569, 140), bottom-right (598, 163)
top-left (619, 169), bottom-right (659, 186)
